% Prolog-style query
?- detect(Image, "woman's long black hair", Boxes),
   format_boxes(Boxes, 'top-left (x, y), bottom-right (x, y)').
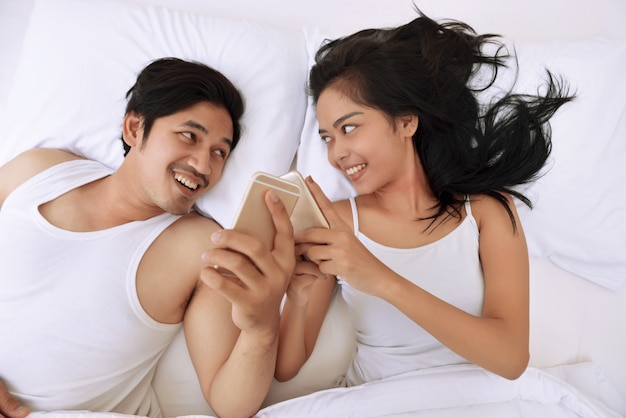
top-left (308, 10), bottom-right (574, 231)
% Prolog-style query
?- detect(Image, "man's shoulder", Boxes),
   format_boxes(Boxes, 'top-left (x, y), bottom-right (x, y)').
top-left (160, 211), bottom-right (221, 246)
top-left (178, 210), bottom-right (221, 230)
top-left (0, 148), bottom-right (83, 205)
top-left (145, 211), bottom-right (221, 287)
top-left (1, 148), bottom-right (83, 181)
top-left (9, 147), bottom-right (82, 167)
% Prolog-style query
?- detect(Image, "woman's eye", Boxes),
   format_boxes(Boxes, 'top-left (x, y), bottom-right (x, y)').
top-left (181, 131), bottom-right (194, 141)
top-left (320, 135), bottom-right (332, 144)
top-left (342, 125), bottom-right (356, 134)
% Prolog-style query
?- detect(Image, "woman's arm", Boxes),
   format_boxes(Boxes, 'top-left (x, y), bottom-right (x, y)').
top-left (368, 194), bottom-right (530, 379)
top-left (302, 178), bottom-right (529, 380)
top-left (275, 264), bottom-right (336, 381)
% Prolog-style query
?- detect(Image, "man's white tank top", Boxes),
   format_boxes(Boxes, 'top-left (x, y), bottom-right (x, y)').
top-left (339, 197), bottom-right (484, 386)
top-left (0, 160), bottom-right (182, 417)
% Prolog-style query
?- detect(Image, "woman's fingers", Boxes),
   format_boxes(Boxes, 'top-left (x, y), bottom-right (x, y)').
top-left (304, 176), bottom-right (344, 229)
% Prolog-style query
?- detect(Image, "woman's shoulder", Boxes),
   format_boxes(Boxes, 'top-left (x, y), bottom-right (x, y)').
top-left (468, 192), bottom-right (521, 232)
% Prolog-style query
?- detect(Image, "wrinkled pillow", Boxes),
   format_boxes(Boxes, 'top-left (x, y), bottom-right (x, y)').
top-left (0, 0), bottom-right (308, 227)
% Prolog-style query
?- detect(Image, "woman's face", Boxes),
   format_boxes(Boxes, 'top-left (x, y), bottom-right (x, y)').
top-left (316, 87), bottom-right (418, 195)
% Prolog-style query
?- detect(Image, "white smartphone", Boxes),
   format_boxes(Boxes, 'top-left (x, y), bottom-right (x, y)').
top-left (280, 170), bottom-right (329, 232)
top-left (231, 171), bottom-right (301, 249)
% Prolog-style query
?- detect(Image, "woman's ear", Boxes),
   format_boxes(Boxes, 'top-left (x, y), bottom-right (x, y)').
top-left (398, 114), bottom-right (419, 138)
top-left (122, 111), bottom-right (144, 148)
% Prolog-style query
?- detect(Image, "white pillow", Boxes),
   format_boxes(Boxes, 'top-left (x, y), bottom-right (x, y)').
top-left (0, 0), bottom-right (308, 228)
top-left (511, 39), bottom-right (626, 291)
top-left (297, 27), bottom-right (626, 291)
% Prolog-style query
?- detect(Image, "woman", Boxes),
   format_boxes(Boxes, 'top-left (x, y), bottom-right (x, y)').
top-left (275, 10), bottom-right (573, 386)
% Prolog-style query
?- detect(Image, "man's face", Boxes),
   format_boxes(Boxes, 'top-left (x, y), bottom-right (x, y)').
top-left (132, 101), bottom-right (235, 215)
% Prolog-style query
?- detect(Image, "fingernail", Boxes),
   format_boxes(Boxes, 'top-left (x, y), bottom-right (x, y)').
top-left (201, 251), bottom-right (209, 261)
top-left (16, 406), bottom-right (30, 416)
top-left (211, 230), bottom-right (221, 243)
top-left (268, 189), bottom-right (280, 202)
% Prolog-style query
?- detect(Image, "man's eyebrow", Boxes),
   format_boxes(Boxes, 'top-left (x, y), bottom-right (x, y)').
top-left (181, 120), bottom-right (208, 134)
top-left (181, 119), bottom-right (233, 149)
top-left (318, 111), bottom-right (364, 133)
top-left (222, 137), bottom-right (234, 150)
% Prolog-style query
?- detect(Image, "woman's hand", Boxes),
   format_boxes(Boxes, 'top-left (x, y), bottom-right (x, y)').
top-left (296, 177), bottom-right (392, 297)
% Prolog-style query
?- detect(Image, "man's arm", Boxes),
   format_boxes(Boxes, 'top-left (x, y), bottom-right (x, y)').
top-left (184, 189), bottom-right (295, 418)
top-left (0, 381), bottom-right (29, 418)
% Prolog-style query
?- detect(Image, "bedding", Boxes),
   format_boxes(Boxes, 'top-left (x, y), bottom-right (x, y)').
top-left (257, 364), bottom-right (623, 418)
top-left (0, 0), bottom-right (308, 229)
top-left (21, 364), bottom-right (626, 417)
top-left (1, 0), bottom-right (625, 417)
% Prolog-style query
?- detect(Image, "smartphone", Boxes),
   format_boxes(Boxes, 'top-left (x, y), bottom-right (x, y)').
top-left (281, 170), bottom-right (329, 232)
top-left (231, 172), bottom-right (301, 249)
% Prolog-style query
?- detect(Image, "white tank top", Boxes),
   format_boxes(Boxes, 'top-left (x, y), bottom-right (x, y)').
top-left (0, 160), bottom-right (182, 417)
top-left (339, 197), bottom-right (484, 386)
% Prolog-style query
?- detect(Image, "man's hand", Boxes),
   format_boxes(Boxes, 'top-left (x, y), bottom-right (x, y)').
top-left (194, 189), bottom-right (296, 418)
top-left (200, 188), bottom-right (296, 333)
top-left (0, 380), bottom-right (29, 418)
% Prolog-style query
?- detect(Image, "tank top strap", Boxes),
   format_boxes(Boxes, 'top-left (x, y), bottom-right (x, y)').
top-left (348, 197), bottom-right (359, 233)
top-left (464, 195), bottom-right (477, 225)
top-left (463, 195), bottom-right (472, 216)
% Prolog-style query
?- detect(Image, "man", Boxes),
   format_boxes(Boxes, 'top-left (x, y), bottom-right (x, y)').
top-left (0, 58), bottom-right (295, 418)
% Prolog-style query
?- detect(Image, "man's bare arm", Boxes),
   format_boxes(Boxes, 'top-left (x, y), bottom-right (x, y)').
top-left (185, 190), bottom-right (295, 418)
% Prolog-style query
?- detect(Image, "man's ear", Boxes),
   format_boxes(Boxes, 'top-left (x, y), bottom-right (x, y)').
top-left (122, 112), bottom-right (144, 148)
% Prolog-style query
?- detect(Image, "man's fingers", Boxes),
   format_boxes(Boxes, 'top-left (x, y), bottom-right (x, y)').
top-left (265, 189), bottom-right (295, 259)
top-left (201, 247), bottom-right (266, 291)
top-left (0, 381), bottom-right (29, 418)
top-left (200, 255), bottom-right (253, 306)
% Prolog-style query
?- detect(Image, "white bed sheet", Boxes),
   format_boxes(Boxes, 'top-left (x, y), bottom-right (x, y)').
top-left (257, 363), bottom-right (625, 418)
top-left (25, 363), bottom-right (626, 417)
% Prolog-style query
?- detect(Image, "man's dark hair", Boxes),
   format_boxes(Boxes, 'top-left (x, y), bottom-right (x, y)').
top-left (121, 57), bottom-right (244, 155)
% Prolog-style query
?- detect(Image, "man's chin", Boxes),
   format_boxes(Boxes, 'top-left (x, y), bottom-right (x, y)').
top-left (162, 201), bottom-right (196, 216)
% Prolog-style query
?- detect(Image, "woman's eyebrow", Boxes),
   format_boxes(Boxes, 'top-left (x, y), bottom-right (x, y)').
top-left (319, 111), bottom-right (364, 134)
top-left (333, 111), bottom-right (363, 128)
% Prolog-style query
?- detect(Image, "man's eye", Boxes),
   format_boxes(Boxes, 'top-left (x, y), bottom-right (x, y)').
top-left (213, 149), bottom-right (228, 158)
top-left (181, 132), bottom-right (194, 140)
